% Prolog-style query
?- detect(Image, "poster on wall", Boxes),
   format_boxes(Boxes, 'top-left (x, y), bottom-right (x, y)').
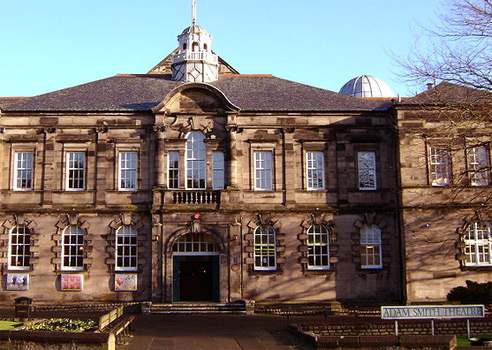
top-left (60, 274), bottom-right (83, 291)
top-left (115, 274), bottom-right (138, 291)
top-left (5, 274), bottom-right (29, 291)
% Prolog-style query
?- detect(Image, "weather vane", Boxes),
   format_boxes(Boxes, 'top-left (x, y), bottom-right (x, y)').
top-left (192, 0), bottom-right (197, 26)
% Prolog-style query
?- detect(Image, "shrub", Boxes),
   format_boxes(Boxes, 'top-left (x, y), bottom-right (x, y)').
top-left (447, 280), bottom-right (492, 307)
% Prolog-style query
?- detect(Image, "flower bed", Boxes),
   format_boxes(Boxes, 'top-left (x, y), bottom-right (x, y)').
top-left (24, 318), bottom-right (96, 333)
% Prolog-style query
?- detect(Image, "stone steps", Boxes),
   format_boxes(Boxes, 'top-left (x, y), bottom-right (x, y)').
top-left (147, 302), bottom-right (247, 314)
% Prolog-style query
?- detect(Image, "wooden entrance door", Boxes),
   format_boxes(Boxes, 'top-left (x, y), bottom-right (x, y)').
top-left (173, 255), bottom-right (219, 302)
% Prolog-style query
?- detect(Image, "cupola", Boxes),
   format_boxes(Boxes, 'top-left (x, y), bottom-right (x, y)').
top-left (171, 1), bottom-right (219, 83)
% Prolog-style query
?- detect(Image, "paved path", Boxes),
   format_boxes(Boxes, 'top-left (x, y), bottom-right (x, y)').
top-left (118, 314), bottom-right (318, 350)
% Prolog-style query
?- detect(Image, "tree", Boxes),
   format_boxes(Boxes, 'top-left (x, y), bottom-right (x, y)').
top-left (401, 0), bottom-right (492, 92)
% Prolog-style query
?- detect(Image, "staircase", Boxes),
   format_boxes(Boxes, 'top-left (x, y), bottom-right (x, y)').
top-left (146, 302), bottom-right (247, 314)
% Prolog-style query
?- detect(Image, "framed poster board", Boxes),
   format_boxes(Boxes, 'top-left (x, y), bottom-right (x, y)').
top-left (115, 273), bottom-right (137, 291)
top-left (5, 273), bottom-right (29, 291)
top-left (60, 274), bottom-right (83, 291)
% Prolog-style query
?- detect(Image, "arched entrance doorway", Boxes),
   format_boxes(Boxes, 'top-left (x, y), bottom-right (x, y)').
top-left (172, 233), bottom-right (220, 302)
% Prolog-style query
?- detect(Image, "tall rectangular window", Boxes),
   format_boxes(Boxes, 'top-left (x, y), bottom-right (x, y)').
top-left (14, 152), bottom-right (33, 190)
top-left (62, 225), bottom-right (84, 271)
top-left (212, 152), bottom-right (225, 190)
top-left (464, 222), bottom-right (492, 266)
top-left (8, 226), bottom-right (31, 270)
top-left (115, 225), bottom-right (138, 271)
top-left (254, 151), bottom-right (273, 191)
top-left (429, 146), bottom-right (450, 186)
top-left (358, 151), bottom-right (377, 190)
top-left (468, 146), bottom-right (490, 186)
top-left (360, 225), bottom-right (383, 269)
top-left (168, 152), bottom-right (180, 189)
top-left (306, 151), bottom-right (325, 190)
top-left (186, 132), bottom-right (206, 189)
top-left (66, 152), bottom-right (85, 190)
top-left (119, 151), bottom-right (138, 190)
top-left (307, 225), bottom-right (330, 270)
top-left (254, 225), bottom-right (276, 270)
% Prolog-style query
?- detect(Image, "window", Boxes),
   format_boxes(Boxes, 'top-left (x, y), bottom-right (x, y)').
top-left (358, 151), bottom-right (377, 190)
top-left (467, 146), bottom-right (490, 186)
top-left (254, 151), bottom-right (273, 190)
top-left (62, 225), bottom-right (84, 271)
top-left (66, 152), bottom-right (85, 190)
top-left (306, 152), bottom-right (325, 190)
top-left (13, 152), bottom-right (33, 190)
top-left (307, 224), bottom-right (330, 270)
top-left (254, 225), bottom-right (276, 270)
top-left (464, 222), bottom-right (492, 266)
top-left (8, 226), bottom-right (31, 270)
top-left (212, 152), bottom-right (225, 190)
top-left (119, 151), bottom-right (138, 190)
top-left (360, 225), bottom-right (383, 269)
top-left (429, 146), bottom-right (450, 186)
top-left (168, 152), bottom-right (180, 189)
top-left (115, 225), bottom-right (138, 271)
top-left (186, 132), bottom-right (206, 189)
top-left (172, 233), bottom-right (218, 253)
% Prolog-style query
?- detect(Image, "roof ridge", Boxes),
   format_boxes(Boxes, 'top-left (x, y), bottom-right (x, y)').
top-left (219, 74), bottom-right (273, 77)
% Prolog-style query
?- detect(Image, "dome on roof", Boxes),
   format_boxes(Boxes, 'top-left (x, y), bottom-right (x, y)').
top-left (181, 25), bottom-right (209, 35)
top-left (339, 75), bottom-right (395, 98)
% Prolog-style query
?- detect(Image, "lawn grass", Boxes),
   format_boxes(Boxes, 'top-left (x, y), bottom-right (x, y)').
top-left (0, 321), bottom-right (23, 330)
top-left (457, 335), bottom-right (492, 346)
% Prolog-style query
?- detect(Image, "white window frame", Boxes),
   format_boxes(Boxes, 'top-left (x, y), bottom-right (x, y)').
top-left (254, 151), bottom-right (273, 191)
top-left (118, 151), bottom-right (138, 191)
top-left (464, 222), bottom-right (492, 266)
top-left (254, 225), bottom-right (276, 271)
top-left (185, 132), bottom-right (206, 190)
top-left (306, 151), bottom-right (325, 190)
top-left (168, 151), bottom-right (180, 189)
top-left (307, 224), bottom-right (330, 270)
top-left (13, 151), bottom-right (33, 191)
top-left (8, 225), bottom-right (31, 270)
top-left (429, 146), bottom-right (450, 186)
top-left (360, 224), bottom-right (383, 269)
top-left (212, 151), bottom-right (225, 190)
top-left (467, 145), bottom-right (490, 186)
top-left (61, 225), bottom-right (85, 271)
top-left (358, 151), bottom-right (377, 190)
top-left (115, 225), bottom-right (138, 271)
top-left (66, 151), bottom-right (86, 191)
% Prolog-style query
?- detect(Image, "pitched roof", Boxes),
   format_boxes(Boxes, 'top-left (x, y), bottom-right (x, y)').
top-left (402, 81), bottom-right (492, 106)
top-left (2, 74), bottom-right (391, 113)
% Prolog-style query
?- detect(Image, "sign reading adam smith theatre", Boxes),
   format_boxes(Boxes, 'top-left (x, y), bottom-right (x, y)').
top-left (381, 305), bottom-right (485, 320)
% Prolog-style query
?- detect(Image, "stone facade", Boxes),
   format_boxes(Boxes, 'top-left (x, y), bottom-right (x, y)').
top-left (0, 14), bottom-right (490, 306)
top-left (396, 91), bottom-right (492, 303)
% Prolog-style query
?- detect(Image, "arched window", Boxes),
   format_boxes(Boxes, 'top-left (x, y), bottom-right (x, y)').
top-left (464, 222), bottom-right (492, 266)
top-left (116, 225), bottom-right (138, 271)
top-left (254, 225), bottom-right (276, 270)
top-left (8, 225), bottom-right (31, 270)
top-left (192, 42), bottom-right (199, 52)
top-left (172, 233), bottom-right (218, 253)
top-left (62, 225), bottom-right (84, 271)
top-left (203, 43), bottom-right (208, 51)
top-left (186, 131), bottom-right (206, 189)
top-left (360, 224), bottom-right (382, 269)
top-left (182, 43), bottom-right (187, 51)
top-left (307, 224), bottom-right (330, 270)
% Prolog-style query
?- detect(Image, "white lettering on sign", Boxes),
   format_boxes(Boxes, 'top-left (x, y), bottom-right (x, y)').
top-left (381, 305), bottom-right (485, 320)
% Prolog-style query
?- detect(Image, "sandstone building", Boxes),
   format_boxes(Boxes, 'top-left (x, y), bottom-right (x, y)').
top-left (0, 4), bottom-right (490, 305)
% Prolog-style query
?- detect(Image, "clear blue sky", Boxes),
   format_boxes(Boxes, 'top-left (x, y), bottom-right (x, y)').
top-left (0, 0), bottom-right (443, 98)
